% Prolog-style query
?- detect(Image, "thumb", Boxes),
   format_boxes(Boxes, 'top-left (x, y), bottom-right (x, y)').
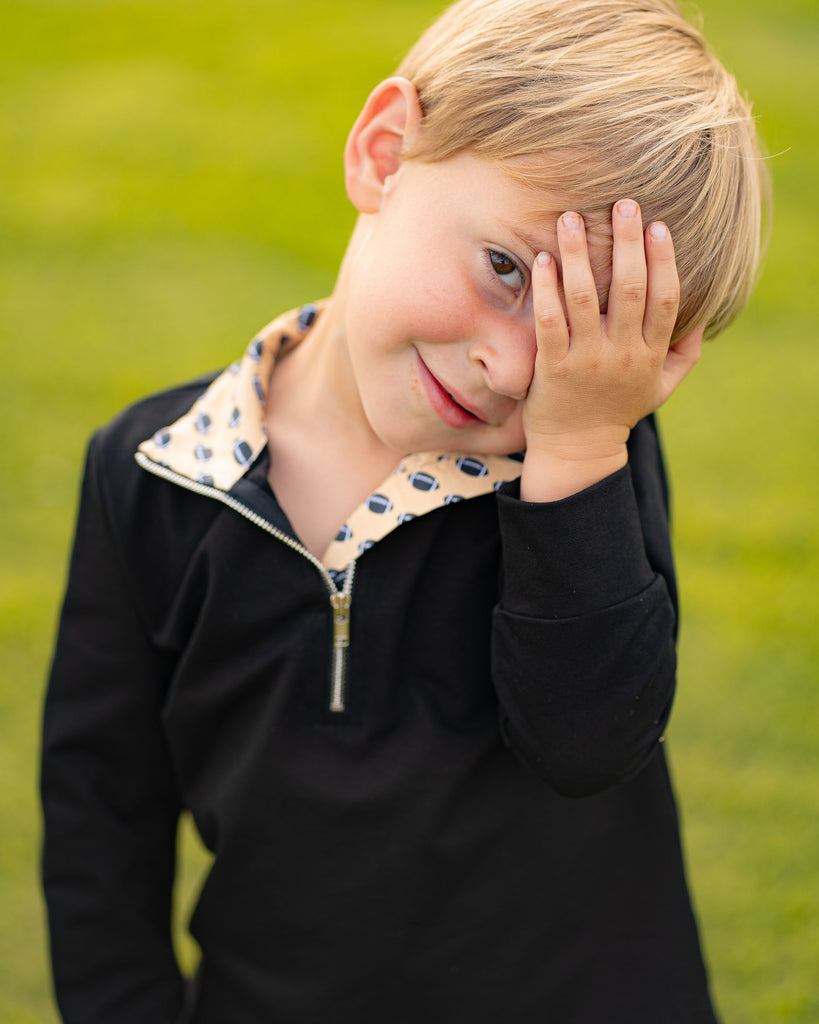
top-left (659, 324), bottom-right (704, 406)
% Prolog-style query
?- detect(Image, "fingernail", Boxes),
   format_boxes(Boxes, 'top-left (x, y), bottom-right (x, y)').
top-left (617, 199), bottom-right (639, 218)
top-left (536, 251), bottom-right (553, 266)
top-left (561, 212), bottom-right (582, 230)
top-left (649, 221), bottom-right (669, 240)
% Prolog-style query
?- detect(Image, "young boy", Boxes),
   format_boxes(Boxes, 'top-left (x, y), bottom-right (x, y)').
top-left (41, 0), bottom-right (768, 1021)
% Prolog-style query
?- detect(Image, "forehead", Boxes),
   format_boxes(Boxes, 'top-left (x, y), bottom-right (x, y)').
top-left (497, 153), bottom-right (615, 299)
top-left (413, 150), bottom-right (606, 240)
top-left (500, 152), bottom-right (614, 240)
top-left (400, 150), bottom-right (615, 302)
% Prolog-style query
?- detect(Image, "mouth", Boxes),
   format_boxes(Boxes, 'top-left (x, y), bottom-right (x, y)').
top-left (415, 354), bottom-right (486, 429)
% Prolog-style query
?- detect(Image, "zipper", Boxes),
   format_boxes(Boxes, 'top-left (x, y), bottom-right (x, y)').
top-left (329, 579), bottom-right (354, 713)
top-left (135, 452), bottom-right (356, 713)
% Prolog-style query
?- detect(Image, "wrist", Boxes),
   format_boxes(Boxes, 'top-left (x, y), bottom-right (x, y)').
top-left (519, 445), bottom-right (628, 502)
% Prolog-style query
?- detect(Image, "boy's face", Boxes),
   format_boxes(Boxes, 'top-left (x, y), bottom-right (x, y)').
top-left (342, 150), bottom-right (608, 457)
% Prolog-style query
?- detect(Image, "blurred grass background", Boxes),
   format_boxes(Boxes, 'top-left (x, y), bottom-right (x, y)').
top-left (1, 0), bottom-right (817, 1020)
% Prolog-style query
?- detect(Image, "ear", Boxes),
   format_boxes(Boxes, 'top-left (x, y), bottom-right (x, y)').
top-left (344, 77), bottom-right (424, 214)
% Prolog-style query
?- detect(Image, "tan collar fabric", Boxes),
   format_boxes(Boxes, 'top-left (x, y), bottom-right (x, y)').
top-left (137, 304), bottom-right (522, 571)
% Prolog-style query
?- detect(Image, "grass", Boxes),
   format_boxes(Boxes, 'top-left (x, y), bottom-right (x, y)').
top-left (1, 0), bottom-right (817, 1019)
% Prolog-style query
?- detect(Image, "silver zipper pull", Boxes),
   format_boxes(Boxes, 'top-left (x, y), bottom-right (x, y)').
top-left (329, 591), bottom-right (352, 712)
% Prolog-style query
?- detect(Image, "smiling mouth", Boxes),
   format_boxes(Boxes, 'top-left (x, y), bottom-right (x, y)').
top-left (415, 354), bottom-right (485, 429)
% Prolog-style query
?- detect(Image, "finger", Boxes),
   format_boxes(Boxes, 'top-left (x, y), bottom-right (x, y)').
top-left (659, 324), bottom-right (703, 405)
top-left (642, 220), bottom-right (680, 350)
top-left (556, 212), bottom-right (600, 346)
top-left (532, 250), bottom-right (569, 362)
top-left (605, 199), bottom-right (648, 344)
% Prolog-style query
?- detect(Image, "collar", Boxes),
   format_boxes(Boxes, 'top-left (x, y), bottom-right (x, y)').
top-left (137, 303), bottom-right (522, 570)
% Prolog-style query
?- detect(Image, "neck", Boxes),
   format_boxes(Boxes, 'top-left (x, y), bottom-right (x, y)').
top-left (263, 280), bottom-right (402, 559)
top-left (269, 220), bottom-right (396, 465)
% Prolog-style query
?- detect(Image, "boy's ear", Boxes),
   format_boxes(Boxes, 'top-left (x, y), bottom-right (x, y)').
top-left (344, 77), bottom-right (424, 214)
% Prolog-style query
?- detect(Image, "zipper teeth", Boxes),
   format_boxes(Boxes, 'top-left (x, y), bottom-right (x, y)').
top-left (135, 452), bottom-right (341, 595)
top-left (135, 452), bottom-right (357, 712)
top-left (341, 559), bottom-right (356, 600)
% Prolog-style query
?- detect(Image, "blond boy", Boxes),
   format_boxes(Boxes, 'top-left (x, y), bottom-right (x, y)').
top-left (42, 1), bottom-right (767, 1020)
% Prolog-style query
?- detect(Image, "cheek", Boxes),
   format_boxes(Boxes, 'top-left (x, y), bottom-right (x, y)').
top-left (503, 407), bottom-right (527, 452)
top-left (477, 416), bottom-right (527, 457)
top-left (407, 264), bottom-right (482, 344)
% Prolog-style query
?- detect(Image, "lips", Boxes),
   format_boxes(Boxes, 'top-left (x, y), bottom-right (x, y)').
top-left (415, 353), bottom-right (485, 429)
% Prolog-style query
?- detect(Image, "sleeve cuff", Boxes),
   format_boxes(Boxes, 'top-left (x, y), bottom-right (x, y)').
top-left (496, 465), bottom-right (655, 619)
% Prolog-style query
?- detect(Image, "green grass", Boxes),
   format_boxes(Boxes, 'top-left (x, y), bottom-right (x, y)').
top-left (2, 0), bottom-right (817, 1019)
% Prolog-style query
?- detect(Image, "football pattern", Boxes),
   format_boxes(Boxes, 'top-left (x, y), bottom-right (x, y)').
top-left (138, 303), bottom-right (522, 572)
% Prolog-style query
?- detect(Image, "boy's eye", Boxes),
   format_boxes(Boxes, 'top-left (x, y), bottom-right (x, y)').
top-left (488, 249), bottom-right (526, 292)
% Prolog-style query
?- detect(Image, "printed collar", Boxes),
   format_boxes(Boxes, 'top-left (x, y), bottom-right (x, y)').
top-left (137, 303), bottom-right (523, 570)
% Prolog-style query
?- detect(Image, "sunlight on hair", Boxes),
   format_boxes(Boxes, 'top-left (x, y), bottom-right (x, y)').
top-left (397, 0), bottom-right (772, 340)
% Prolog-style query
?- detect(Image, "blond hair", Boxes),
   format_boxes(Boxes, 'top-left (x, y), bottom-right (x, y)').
top-left (397, 0), bottom-right (771, 339)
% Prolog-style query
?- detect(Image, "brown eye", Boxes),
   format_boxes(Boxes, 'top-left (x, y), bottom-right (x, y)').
top-left (488, 249), bottom-right (525, 291)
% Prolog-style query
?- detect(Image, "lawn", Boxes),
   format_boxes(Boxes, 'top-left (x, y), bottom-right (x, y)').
top-left (1, 1), bottom-right (817, 1020)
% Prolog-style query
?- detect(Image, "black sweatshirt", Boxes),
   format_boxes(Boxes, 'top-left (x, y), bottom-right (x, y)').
top-left (42, 309), bottom-right (718, 1023)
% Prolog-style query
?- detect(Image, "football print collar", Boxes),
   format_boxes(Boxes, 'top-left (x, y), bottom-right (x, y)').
top-left (136, 303), bottom-right (522, 570)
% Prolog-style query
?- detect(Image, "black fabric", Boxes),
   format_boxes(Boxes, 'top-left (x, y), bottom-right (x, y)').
top-left (41, 379), bottom-right (719, 1023)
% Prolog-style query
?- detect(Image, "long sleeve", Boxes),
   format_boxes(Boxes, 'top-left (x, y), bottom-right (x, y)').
top-left (41, 435), bottom-right (185, 1023)
top-left (492, 415), bottom-right (678, 797)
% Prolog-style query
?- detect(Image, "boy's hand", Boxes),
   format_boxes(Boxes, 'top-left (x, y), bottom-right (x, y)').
top-left (520, 200), bottom-right (703, 502)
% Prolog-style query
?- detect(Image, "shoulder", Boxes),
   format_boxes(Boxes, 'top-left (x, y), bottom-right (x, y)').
top-left (81, 371), bottom-right (225, 562)
top-left (66, 372), bottom-right (231, 633)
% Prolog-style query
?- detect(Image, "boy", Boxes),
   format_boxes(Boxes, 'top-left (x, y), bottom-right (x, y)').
top-left (41, 0), bottom-right (768, 1021)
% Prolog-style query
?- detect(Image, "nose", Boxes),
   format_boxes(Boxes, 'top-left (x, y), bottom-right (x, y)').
top-left (469, 316), bottom-right (537, 401)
